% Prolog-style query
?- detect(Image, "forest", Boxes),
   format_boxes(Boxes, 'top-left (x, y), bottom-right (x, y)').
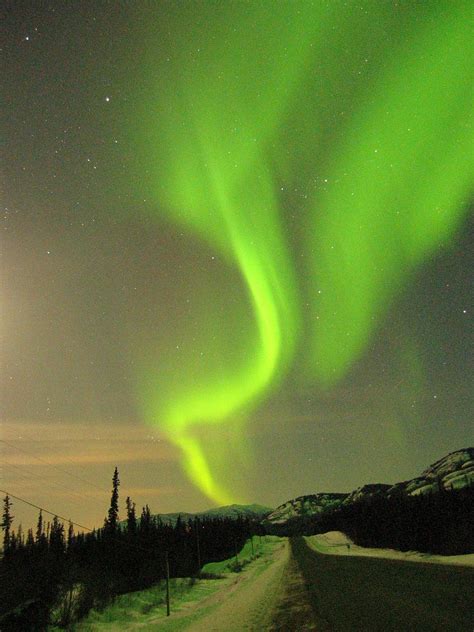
top-left (0, 468), bottom-right (257, 630)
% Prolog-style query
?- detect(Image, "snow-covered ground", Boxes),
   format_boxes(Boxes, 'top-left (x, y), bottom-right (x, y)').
top-left (306, 531), bottom-right (474, 567)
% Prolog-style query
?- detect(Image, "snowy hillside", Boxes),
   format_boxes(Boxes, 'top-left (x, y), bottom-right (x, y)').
top-left (265, 448), bottom-right (474, 527)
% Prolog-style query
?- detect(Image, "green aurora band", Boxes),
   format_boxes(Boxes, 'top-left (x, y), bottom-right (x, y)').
top-left (135, 1), bottom-right (472, 504)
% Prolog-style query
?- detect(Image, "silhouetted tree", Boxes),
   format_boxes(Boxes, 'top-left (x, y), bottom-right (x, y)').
top-left (36, 509), bottom-right (44, 542)
top-left (26, 527), bottom-right (34, 548)
top-left (126, 496), bottom-right (137, 536)
top-left (67, 520), bottom-right (74, 548)
top-left (17, 523), bottom-right (23, 547)
top-left (50, 515), bottom-right (65, 555)
top-left (104, 466), bottom-right (120, 535)
top-left (1, 495), bottom-right (14, 552)
top-left (139, 504), bottom-right (152, 535)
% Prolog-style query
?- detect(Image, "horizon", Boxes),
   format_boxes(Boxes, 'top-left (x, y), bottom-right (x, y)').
top-left (3, 419), bottom-right (470, 532)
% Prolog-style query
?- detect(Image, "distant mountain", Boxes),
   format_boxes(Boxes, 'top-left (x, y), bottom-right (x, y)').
top-left (131, 504), bottom-right (273, 527)
top-left (264, 448), bottom-right (474, 529)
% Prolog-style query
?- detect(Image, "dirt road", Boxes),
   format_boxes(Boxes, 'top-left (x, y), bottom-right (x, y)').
top-left (184, 538), bottom-right (289, 631)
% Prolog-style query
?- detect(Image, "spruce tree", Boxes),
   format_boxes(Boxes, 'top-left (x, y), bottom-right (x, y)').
top-left (126, 496), bottom-right (137, 536)
top-left (50, 515), bottom-right (65, 555)
top-left (67, 520), bottom-right (74, 548)
top-left (140, 504), bottom-right (152, 534)
top-left (9, 530), bottom-right (18, 551)
top-left (1, 494), bottom-right (14, 552)
top-left (36, 509), bottom-right (44, 542)
top-left (104, 466), bottom-right (120, 535)
top-left (26, 528), bottom-right (34, 548)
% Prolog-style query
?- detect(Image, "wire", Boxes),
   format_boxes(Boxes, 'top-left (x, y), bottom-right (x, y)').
top-left (0, 489), bottom-right (175, 559)
top-left (0, 489), bottom-right (93, 533)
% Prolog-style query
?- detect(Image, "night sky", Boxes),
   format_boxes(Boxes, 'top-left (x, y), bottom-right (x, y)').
top-left (3, 1), bottom-right (473, 530)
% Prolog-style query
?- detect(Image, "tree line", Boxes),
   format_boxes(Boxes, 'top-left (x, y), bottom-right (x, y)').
top-left (268, 483), bottom-right (474, 555)
top-left (0, 467), bottom-right (257, 630)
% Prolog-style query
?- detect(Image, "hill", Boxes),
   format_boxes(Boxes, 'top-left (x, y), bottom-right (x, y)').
top-left (264, 447), bottom-right (473, 529)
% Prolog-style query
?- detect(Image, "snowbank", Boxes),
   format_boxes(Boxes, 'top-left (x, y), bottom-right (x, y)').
top-left (306, 531), bottom-right (474, 567)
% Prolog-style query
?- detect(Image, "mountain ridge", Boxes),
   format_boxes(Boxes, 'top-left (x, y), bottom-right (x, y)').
top-left (264, 447), bottom-right (474, 527)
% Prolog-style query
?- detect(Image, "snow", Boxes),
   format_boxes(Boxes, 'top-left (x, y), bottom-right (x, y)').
top-left (306, 531), bottom-right (474, 567)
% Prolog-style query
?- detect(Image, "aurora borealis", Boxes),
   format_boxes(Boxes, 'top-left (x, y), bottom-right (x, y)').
top-left (3, 1), bottom-right (473, 528)
top-left (135, 1), bottom-right (472, 503)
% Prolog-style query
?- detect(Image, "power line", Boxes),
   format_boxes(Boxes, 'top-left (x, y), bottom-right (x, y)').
top-left (0, 489), bottom-right (93, 533)
top-left (0, 489), bottom-right (174, 559)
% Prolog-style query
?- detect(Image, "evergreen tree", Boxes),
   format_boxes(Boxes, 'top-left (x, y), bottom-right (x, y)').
top-left (126, 496), bottom-right (137, 536)
top-left (36, 509), bottom-right (44, 542)
top-left (1, 494), bottom-right (14, 552)
top-left (50, 515), bottom-right (65, 555)
top-left (26, 527), bottom-right (34, 548)
top-left (104, 466), bottom-right (120, 535)
top-left (9, 529), bottom-right (18, 551)
top-left (17, 523), bottom-right (23, 547)
top-left (67, 520), bottom-right (74, 548)
top-left (140, 504), bottom-right (152, 535)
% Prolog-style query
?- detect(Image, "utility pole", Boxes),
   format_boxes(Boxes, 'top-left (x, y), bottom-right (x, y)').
top-left (196, 518), bottom-right (201, 574)
top-left (165, 551), bottom-right (170, 616)
top-left (250, 535), bottom-right (254, 558)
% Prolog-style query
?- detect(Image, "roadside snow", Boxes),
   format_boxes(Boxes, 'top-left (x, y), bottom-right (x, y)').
top-left (306, 531), bottom-right (474, 567)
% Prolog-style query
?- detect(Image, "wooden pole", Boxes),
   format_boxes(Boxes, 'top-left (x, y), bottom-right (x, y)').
top-left (165, 551), bottom-right (170, 616)
top-left (196, 519), bottom-right (201, 573)
top-left (250, 535), bottom-right (254, 558)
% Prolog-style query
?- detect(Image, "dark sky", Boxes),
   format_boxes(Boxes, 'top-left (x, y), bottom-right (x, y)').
top-left (3, 1), bottom-right (473, 529)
